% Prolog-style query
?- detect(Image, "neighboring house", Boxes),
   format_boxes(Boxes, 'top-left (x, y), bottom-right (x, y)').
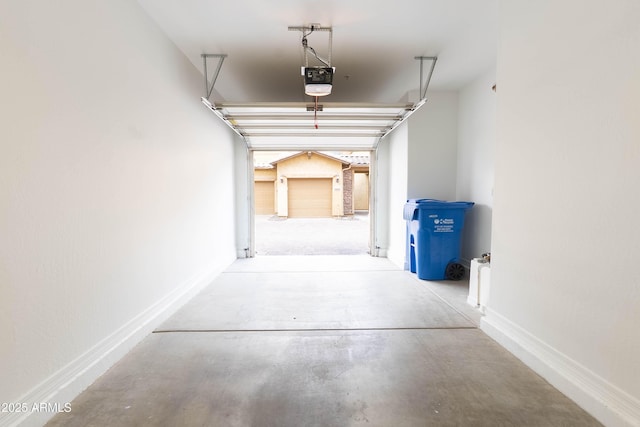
top-left (254, 151), bottom-right (370, 217)
top-left (341, 153), bottom-right (370, 212)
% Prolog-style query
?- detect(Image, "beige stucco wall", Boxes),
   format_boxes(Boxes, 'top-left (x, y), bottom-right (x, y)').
top-left (275, 153), bottom-right (344, 217)
top-left (354, 172), bottom-right (370, 210)
top-left (254, 168), bottom-right (276, 181)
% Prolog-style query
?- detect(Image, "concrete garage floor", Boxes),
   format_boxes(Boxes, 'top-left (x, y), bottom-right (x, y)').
top-left (47, 256), bottom-right (601, 427)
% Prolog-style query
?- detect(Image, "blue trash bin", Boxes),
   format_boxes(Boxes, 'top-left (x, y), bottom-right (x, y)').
top-left (404, 199), bottom-right (474, 280)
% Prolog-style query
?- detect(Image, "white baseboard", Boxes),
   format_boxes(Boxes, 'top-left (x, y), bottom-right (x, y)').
top-left (2, 260), bottom-right (232, 427)
top-left (481, 309), bottom-right (640, 427)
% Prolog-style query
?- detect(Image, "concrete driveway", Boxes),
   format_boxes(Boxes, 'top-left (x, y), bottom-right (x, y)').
top-left (255, 212), bottom-right (370, 255)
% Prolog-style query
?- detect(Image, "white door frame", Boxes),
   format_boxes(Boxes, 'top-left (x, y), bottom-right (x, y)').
top-left (245, 148), bottom-right (381, 258)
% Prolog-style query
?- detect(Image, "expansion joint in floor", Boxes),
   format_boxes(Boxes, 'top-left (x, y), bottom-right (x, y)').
top-left (153, 326), bottom-right (478, 334)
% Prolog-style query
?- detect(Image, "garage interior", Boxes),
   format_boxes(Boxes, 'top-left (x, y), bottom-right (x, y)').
top-left (2, 1), bottom-right (639, 427)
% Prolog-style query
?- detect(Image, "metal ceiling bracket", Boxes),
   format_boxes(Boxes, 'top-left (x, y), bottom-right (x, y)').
top-left (288, 25), bottom-right (332, 67)
top-left (201, 53), bottom-right (227, 102)
top-left (415, 56), bottom-right (438, 100)
top-left (373, 61), bottom-right (435, 150)
top-left (200, 54), bottom-right (250, 147)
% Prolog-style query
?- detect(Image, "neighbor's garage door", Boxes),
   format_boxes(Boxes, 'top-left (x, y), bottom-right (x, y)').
top-left (288, 178), bottom-right (332, 217)
top-left (254, 181), bottom-right (275, 214)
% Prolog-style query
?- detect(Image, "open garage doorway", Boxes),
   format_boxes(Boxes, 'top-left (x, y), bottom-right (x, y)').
top-left (253, 150), bottom-right (371, 255)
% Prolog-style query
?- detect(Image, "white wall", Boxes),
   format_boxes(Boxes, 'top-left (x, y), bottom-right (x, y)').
top-left (456, 67), bottom-right (496, 261)
top-left (235, 142), bottom-right (252, 258)
top-left (0, 1), bottom-right (238, 425)
top-left (379, 122), bottom-right (409, 266)
top-left (380, 92), bottom-right (459, 268)
top-left (483, 1), bottom-right (640, 426)
top-left (407, 92), bottom-right (459, 200)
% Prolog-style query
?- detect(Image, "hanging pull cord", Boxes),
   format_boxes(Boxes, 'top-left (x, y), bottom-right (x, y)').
top-left (314, 96), bottom-right (319, 129)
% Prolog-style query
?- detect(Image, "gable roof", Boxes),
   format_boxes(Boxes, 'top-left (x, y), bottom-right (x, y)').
top-left (270, 151), bottom-right (350, 166)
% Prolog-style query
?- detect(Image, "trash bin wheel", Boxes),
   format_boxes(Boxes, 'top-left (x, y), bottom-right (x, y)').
top-left (445, 262), bottom-right (465, 281)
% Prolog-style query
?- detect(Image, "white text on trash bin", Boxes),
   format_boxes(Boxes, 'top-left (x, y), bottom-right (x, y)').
top-left (434, 218), bottom-right (454, 232)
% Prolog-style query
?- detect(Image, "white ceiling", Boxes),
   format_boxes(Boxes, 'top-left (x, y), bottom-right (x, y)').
top-left (136, 0), bottom-right (498, 148)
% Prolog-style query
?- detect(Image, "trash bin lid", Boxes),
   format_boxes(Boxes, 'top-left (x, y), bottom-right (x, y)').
top-left (416, 199), bottom-right (474, 210)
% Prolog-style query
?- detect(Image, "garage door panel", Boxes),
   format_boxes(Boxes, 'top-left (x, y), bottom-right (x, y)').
top-left (288, 178), bottom-right (332, 217)
top-left (255, 181), bottom-right (275, 214)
